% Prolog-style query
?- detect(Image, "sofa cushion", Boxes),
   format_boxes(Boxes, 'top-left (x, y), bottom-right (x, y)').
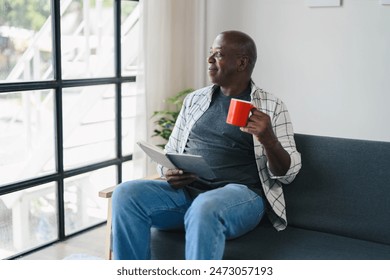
top-left (284, 134), bottom-right (390, 245)
top-left (151, 223), bottom-right (390, 260)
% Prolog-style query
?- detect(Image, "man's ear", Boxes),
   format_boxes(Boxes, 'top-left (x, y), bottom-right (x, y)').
top-left (237, 56), bottom-right (249, 72)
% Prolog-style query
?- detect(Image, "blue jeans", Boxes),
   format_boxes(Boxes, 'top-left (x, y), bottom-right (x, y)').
top-left (111, 179), bottom-right (265, 260)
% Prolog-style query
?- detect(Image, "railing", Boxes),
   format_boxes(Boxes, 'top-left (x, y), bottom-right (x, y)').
top-left (5, 0), bottom-right (73, 82)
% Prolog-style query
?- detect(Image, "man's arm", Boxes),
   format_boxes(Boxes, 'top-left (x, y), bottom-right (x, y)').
top-left (240, 108), bottom-right (291, 176)
top-left (157, 94), bottom-right (198, 187)
top-left (157, 96), bottom-right (188, 178)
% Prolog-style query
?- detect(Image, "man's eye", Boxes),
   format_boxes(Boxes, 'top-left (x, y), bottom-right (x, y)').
top-left (210, 51), bottom-right (223, 59)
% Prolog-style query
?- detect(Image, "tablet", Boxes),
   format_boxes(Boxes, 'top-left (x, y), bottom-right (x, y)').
top-left (137, 141), bottom-right (216, 180)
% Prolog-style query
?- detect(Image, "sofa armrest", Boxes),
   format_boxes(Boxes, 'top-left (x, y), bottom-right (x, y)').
top-left (99, 174), bottom-right (161, 199)
top-left (99, 186), bottom-right (116, 199)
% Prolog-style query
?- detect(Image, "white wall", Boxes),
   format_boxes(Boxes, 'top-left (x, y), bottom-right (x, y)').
top-left (205, 0), bottom-right (390, 142)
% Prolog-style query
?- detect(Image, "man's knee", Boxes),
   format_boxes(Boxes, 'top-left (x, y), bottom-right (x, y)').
top-left (184, 193), bottom-right (221, 224)
top-left (112, 180), bottom-right (146, 206)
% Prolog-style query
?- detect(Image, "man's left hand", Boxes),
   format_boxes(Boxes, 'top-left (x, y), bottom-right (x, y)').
top-left (240, 108), bottom-right (278, 148)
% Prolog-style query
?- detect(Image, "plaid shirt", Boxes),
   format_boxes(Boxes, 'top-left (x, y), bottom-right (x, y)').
top-left (158, 81), bottom-right (301, 231)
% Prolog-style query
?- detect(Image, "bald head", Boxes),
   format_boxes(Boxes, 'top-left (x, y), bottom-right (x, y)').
top-left (218, 30), bottom-right (257, 74)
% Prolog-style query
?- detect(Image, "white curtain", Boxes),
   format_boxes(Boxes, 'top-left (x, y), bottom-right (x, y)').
top-left (132, 0), bottom-right (207, 177)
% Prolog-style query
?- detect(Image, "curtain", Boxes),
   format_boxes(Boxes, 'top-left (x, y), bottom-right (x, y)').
top-left (132, 0), bottom-right (207, 177)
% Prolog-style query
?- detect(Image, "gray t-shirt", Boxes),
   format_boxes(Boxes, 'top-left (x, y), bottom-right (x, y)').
top-left (184, 86), bottom-right (261, 194)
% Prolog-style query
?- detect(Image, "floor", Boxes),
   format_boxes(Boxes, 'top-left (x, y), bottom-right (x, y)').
top-left (17, 224), bottom-right (107, 260)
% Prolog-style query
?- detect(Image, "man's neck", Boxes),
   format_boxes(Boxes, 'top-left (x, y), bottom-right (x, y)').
top-left (220, 79), bottom-right (251, 97)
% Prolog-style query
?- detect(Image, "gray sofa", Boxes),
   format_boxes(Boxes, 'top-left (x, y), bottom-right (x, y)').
top-left (150, 134), bottom-right (390, 259)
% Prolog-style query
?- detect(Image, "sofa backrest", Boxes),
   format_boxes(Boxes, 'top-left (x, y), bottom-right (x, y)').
top-left (284, 134), bottom-right (390, 245)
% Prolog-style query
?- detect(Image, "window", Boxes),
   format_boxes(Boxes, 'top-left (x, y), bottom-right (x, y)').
top-left (0, 0), bottom-right (139, 259)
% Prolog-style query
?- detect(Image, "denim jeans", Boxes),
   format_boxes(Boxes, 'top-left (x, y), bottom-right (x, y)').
top-left (111, 179), bottom-right (265, 260)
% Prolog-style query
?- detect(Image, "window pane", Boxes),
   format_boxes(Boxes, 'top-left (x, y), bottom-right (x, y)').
top-left (0, 183), bottom-right (58, 259)
top-left (63, 84), bottom-right (116, 170)
top-left (122, 161), bottom-right (134, 182)
top-left (122, 82), bottom-right (138, 155)
top-left (121, 0), bottom-right (139, 76)
top-left (0, 0), bottom-right (53, 82)
top-left (122, 160), bottom-right (143, 182)
top-left (64, 166), bottom-right (112, 235)
top-left (61, 0), bottom-right (115, 79)
top-left (0, 90), bottom-right (55, 186)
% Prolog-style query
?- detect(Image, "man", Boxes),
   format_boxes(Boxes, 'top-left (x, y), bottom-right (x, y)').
top-left (112, 30), bottom-right (301, 260)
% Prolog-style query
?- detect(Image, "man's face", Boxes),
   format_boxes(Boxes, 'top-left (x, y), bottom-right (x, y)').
top-left (207, 34), bottom-right (240, 87)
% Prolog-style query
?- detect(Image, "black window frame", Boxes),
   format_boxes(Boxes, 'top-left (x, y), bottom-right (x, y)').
top-left (0, 0), bottom-right (139, 259)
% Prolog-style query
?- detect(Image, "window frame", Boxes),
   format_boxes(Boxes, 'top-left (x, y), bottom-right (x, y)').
top-left (0, 0), bottom-right (139, 259)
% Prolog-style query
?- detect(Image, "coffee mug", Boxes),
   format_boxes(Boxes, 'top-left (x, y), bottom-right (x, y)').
top-left (226, 98), bottom-right (255, 127)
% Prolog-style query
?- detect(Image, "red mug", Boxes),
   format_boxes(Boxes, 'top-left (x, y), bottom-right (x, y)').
top-left (226, 99), bottom-right (255, 127)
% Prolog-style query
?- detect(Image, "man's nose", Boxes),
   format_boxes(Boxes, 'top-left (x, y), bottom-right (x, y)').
top-left (207, 53), bottom-right (216, 63)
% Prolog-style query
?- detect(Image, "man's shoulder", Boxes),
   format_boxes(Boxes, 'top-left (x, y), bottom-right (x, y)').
top-left (251, 83), bottom-right (286, 115)
top-left (190, 85), bottom-right (214, 97)
top-left (252, 85), bottom-right (282, 104)
top-left (184, 85), bottom-right (214, 104)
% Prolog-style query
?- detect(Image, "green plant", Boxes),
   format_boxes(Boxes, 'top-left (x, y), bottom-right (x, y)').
top-left (152, 88), bottom-right (193, 147)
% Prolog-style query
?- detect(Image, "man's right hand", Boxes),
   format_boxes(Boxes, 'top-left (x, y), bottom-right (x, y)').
top-left (165, 169), bottom-right (197, 189)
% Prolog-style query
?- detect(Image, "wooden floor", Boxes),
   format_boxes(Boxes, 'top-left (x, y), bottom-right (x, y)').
top-left (17, 224), bottom-right (107, 260)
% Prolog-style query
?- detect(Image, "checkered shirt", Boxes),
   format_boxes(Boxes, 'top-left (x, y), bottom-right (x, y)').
top-left (158, 81), bottom-right (302, 231)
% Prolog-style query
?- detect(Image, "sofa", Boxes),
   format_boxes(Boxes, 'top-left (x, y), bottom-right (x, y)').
top-left (99, 133), bottom-right (390, 259)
